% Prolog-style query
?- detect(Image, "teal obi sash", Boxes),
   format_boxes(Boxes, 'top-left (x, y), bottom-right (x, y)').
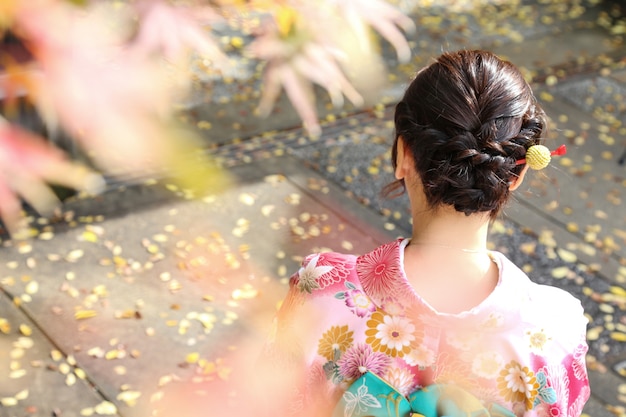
top-left (332, 372), bottom-right (515, 417)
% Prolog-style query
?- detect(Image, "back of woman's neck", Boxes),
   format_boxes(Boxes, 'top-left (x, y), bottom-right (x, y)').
top-left (403, 241), bottom-right (499, 314)
top-left (409, 209), bottom-right (491, 253)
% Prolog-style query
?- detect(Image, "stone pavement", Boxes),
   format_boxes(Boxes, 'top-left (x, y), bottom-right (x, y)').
top-left (1, 1), bottom-right (626, 416)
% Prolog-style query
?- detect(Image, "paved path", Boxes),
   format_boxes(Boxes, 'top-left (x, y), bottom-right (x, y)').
top-left (1, 1), bottom-right (626, 416)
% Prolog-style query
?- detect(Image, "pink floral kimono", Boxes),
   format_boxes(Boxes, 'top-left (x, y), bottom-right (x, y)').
top-left (263, 238), bottom-right (590, 417)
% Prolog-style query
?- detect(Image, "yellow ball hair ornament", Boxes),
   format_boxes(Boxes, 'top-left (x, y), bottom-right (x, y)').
top-left (516, 144), bottom-right (567, 170)
top-left (525, 145), bottom-right (551, 170)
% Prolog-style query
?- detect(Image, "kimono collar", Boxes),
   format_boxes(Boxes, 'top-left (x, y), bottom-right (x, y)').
top-left (355, 238), bottom-right (527, 330)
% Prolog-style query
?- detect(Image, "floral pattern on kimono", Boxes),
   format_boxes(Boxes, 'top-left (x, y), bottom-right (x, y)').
top-left (264, 238), bottom-right (590, 417)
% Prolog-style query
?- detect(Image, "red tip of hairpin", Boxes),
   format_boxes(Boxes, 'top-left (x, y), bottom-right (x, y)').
top-left (551, 144), bottom-right (567, 157)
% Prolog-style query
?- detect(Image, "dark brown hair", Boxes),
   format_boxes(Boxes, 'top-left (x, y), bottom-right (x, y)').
top-left (384, 50), bottom-right (546, 218)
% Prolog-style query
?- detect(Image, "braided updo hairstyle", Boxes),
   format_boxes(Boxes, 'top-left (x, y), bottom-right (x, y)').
top-left (386, 50), bottom-right (546, 218)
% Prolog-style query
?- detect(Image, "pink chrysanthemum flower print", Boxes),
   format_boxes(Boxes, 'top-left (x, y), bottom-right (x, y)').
top-left (538, 362), bottom-right (588, 416)
top-left (337, 343), bottom-right (391, 381)
top-left (384, 365), bottom-right (418, 397)
top-left (497, 360), bottom-right (540, 410)
top-left (296, 254), bottom-right (334, 294)
top-left (365, 310), bottom-right (415, 357)
top-left (314, 253), bottom-right (352, 291)
top-left (572, 341), bottom-right (589, 381)
top-left (357, 243), bottom-right (400, 300)
top-left (569, 385), bottom-right (591, 417)
top-left (335, 281), bottom-right (376, 318)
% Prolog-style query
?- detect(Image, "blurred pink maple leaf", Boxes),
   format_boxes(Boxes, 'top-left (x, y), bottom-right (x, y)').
top-left (0, 0), bottom-right (231, 234)
top-left (247, 0), bottom-right (413, 136)
top-left (0, 120), bottom-right (104, 236)
top-left (12, 0), bottom-right (226, 175)
top-left (248, 17), bottom-right (364, 136)
top-left (130, 0), bottom-right (230, 71)
top-left (335, 0), bottom-right (415, 63)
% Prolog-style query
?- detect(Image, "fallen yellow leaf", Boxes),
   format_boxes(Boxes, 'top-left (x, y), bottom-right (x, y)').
top-left (557, 248), bottom-right (577, 263)
top-left (75, 310), bottom-right (97, 320)
top-left (610, 332), bottom-right (626, 342)
top-left (551, 267), bottom-right (569, 279)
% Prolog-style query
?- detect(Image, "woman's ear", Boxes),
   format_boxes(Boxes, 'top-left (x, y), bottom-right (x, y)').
top-left (509, 165), bottom-right (529, 191)
top-left (394, 137), bottom-right (413, 180)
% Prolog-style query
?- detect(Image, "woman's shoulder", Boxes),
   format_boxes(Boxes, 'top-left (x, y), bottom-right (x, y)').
top-left (496, 252), bottom-right (582, 306)
top-left (494, 252), bottom-right (586, 327)
top-left (523, 281), bottom-right (586, 337)
top-left (291, 240), bottom-right (405, 297)
top-left (291, 251), bottom-right (360, 296)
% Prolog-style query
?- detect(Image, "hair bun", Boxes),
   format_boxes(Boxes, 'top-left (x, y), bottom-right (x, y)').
top-left (387, 50), bottom-right (547, 218)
